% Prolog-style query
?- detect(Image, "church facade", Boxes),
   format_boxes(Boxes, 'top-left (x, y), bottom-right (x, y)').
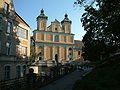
top-left (32, 9), bottom-right (82, 66)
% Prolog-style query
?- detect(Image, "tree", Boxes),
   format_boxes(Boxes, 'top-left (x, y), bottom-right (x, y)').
top-left (74, 0), bottom-right (120, 61)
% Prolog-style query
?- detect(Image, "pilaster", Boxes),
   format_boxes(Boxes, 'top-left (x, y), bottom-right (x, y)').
top-left (44, 45), bottom-right (46, 61)
top-left (59, 46), bottom-right (61, 62)
top-left (66, 47), bottom-right (68, 61)
top-left (44, 33), bottom-right (46, 41)
top-left (52, 46), bottom-right (55, 61)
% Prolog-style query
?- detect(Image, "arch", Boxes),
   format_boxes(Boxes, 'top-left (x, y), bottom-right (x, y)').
top-left (55, 54), bottom-right (58, 65)
top-left (68, 48), bottom-right (72, 51)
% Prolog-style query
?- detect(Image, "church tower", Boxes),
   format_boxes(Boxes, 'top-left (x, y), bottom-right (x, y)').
top-left (61, 14), bottom-right (72, 33)
top-left (37, 9), bottom-right (48, 31)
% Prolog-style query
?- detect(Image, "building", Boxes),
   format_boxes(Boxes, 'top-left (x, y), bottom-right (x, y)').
top-left (0, 0), bottom-right (30, 81)
top-left (32, 9), bottom-right (75, 66)
top-left (74, 40), bottom-right (84, 61)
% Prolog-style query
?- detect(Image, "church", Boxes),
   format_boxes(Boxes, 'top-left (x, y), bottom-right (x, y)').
top-left (32, 9), bottom-right (83, 66)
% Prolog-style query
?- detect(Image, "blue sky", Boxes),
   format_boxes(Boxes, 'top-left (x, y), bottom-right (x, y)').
top-left (13, 0), bottom-right (86, 40)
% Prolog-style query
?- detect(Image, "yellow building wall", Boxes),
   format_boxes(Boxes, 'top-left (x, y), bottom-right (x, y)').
top-left (66, 24), bottom-right (71, 33)
top-left (54, 46), bottom-right (59, 54)
top-left (38, 20), bottom-right (46, 30)
top-left (5, 0), bottom-right (10, 4)
top-left (46, 46), bottom-right (52, 60)
top-left (68, 36), bottom-right (71, 42)
top-left (37, 33), bottom-right (43, 40)
top-left (17, 23), bottom-right (30, 57)
top-left (46, 34), bottom-right (52, 41)
top-left (61, 47), bottom-right (66, 61)
top-left (0, 0), bottom-right (4, 8)
top-left (61, 36), bottom-right (66, 42)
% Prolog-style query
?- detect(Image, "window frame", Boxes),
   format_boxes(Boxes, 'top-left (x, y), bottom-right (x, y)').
top-left (22, 65), bottom-right (26, 76)
top-left (54, 35), bottom-right (59, 42)
top-left (6, 42), bottom-right (11, 55)
top-left (16, 65), bottom-right (21, 78)
top-left (17, 26), bottom-right (28, 39)
top-left (7, 21), bottom-right (12, 33)
top-left (4, 65), bottom-right (11, 80)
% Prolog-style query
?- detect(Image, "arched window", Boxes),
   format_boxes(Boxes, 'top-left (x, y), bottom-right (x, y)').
top-left (69, 48), bottom-right (72, 51)
top-left (4, 65), bottom-right (11, 80)
top-left (16, 65), bottom-right (21, 78)
top-left (39, 52), bottom-right (42, 55)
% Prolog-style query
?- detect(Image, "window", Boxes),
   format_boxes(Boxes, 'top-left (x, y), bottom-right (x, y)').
top-left (0, 17), bottom-right (3, 30)
top-left (6, 42), bottom-right (11, 55)
top-left (54, 35), bottom-right (59, 42)
top-left (4, 2), bottom-right (9, 12)
top-left (16, 45), bottom-right (27, 56)
top-left (22, 65), bottom-right (26, 76)
top-left (69, 48), bottom-right (72, 51)
top-left (16, 65), bottom-right (21, 78)
top-left (39, 52), bottom-right (42, 55)
top-left (7, 22), bottom-right (12, 33)
top-left (17, 26), bottom-right (28, 39)
top-left (4, 65), bottom-right (11, 80)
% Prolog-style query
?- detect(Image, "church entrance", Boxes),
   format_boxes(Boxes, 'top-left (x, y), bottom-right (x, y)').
top-left (55, 54), bottom-right (58, 66)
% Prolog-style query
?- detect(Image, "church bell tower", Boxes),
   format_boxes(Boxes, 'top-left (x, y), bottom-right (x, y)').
top-left (36, 9), bottom-right (48, 31)
top-left (61, 14), bottom-right (72, 33)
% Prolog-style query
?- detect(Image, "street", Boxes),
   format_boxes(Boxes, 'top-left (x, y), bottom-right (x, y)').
top-left (37, 68), bottom-right (92, 90)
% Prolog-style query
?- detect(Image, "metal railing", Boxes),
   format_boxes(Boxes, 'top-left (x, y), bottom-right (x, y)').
top-left (0, 65), bottom-right (76, 90)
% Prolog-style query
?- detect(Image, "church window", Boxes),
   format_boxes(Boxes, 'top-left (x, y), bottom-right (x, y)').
top-left (54, 35), bottom-right (59, 42)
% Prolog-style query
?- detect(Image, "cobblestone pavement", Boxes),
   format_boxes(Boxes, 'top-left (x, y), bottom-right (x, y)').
top-left (37, 68), bottom-right (92, 90)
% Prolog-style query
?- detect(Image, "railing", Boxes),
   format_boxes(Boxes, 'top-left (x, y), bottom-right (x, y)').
top-left (0, 65), bottom-right (76, 90)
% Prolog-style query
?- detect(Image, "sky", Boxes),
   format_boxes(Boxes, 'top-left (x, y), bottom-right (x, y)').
top-left (13, 0), bottom-right (86, 40)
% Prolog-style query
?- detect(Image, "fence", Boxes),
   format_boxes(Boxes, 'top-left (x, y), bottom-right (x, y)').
top-left (0, 65), bottom-right (76, 90)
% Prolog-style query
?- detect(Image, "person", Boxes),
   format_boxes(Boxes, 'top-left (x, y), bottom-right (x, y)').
top-left (26, 68), bottom-right (37, 89)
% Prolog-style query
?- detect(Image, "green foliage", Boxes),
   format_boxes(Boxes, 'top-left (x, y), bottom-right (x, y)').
top-left (73, 55), bottom-right (120, 90)
top-left (28, 52), bottom-right (38, 65)
top-left (75, 0), bottom-right (120, 61)
top-left (28, 45), bottom-right (39, 65)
